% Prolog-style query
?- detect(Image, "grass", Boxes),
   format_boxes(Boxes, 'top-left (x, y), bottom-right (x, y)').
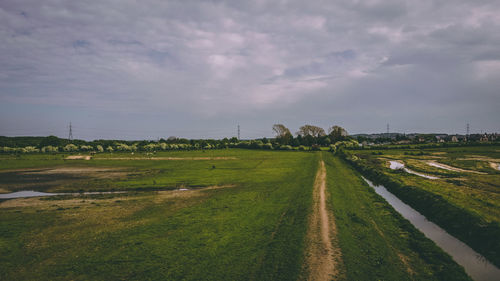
top-left (0, 149), bottom-right (317, 280)
top-left (0, 149), bottom-right (478, 280)
top-left (323, 153), bottom-right (471, 281)
top-left (346, 145), bottom-right (500, 266)
top-left (0, 150), bottom-right (309, 193)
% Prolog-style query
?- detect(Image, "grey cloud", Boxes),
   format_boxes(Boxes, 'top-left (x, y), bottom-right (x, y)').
top-left (0, 0), bottom-right (499, 139)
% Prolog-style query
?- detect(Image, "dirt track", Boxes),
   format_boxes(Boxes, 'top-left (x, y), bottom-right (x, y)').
top-left (303, 160), bottom-right (342, 281)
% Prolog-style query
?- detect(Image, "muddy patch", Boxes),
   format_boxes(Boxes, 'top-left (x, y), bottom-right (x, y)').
top-left (66, 155), bottom-right (92, 160)
top-left (388, 160), bottom-right (439, 180)
top-left (426, 161), bottom-right (486, 174)
top-left (0, 167), bottom-right (128, 193)
top-left (489, 162), bottom-right (500, 171)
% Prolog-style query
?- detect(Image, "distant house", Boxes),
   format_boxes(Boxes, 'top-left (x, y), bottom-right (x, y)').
top-left (451, 136), bottom-right (459, 142)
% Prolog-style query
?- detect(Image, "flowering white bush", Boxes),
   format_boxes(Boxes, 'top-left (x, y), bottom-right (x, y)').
top-left (79, 145), bottom-right (93, 151)
top-left (41, 146), bottom-right (59, 153)
top-left (63, 144), bottom-right (78, 152)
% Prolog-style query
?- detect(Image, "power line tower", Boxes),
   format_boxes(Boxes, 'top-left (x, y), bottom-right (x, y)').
top-left (68, 122), bottom-right (73, 141)
top-left (237, 124), bottom-right (240, 140)
top-left (466, 123), bottom-right (470, 136)
top-left (386, 123), bottom-right (390, 137)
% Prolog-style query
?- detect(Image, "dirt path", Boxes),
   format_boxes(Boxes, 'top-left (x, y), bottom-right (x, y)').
top-left (302, 160), bottom-right (343, 281)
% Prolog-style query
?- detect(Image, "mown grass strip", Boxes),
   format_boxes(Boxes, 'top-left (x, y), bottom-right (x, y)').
top-left (323, 153), bottom-right (471, 281)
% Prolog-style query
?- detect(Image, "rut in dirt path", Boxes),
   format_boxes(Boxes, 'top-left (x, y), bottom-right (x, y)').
top-left (302, 160), bottom-right (343, 281)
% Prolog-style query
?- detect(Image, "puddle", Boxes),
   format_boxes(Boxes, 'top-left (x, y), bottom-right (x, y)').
top-left (0, 191), bottom-right (62, 199)
top-left (0, 190), bottom-right (125, 199)
top-left (388, 161), bottom-right (439, 179)
top-left (363, 177), bottom-right (500, 281)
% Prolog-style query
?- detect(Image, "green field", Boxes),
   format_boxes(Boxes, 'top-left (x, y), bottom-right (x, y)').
top-left (0, 149), bottom-right (475, 280)
top-left (344, 145), bottom-right (500, 266)
top-left (323, 154), bottom-right (470, 280)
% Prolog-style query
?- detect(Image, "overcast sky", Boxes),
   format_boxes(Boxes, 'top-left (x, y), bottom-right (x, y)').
top-left (1, 0), bottom-right (499, 140)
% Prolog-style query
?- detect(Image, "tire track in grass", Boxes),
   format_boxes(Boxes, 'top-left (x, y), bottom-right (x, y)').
top-left (302, 160), bottom-right (343, 280)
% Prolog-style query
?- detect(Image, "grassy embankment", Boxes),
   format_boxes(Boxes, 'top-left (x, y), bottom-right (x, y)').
top-left (323, 153), bottom-right (471, 280)
top-left (343, 146), bottom-right (500, 266)
top-left (0, 149), bottom-right (316, 280)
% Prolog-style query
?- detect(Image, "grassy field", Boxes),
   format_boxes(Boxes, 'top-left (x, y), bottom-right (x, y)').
top-left (0, 150), bottom-right (310, 193)
top-left (0, 149), bottom-right (317, 280)
top-left (345, 145), bottom-right (500, 266)
top-left (323, 154), bottom-right (470, 281)
top-left (0, 149), bottom-right (475, 280)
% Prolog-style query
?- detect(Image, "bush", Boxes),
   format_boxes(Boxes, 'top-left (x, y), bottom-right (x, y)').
top-left (311, 144), bottom-right (321, 151)
top-left (63, 144), bottom-right (78, 152)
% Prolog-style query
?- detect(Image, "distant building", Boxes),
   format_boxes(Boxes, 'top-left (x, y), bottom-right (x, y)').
top-left (451, 136), bottom-right (458, 142)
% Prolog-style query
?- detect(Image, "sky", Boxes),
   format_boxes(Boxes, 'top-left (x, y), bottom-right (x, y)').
top-left (1, 0), bottom-right (499, 140)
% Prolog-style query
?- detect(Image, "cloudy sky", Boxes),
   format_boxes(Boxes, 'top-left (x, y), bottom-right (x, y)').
top-left (1, 0), bottom-right (499, 140)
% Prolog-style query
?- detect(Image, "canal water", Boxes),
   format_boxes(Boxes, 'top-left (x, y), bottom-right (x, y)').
top-left (363, 177), bottom-right (500, 281)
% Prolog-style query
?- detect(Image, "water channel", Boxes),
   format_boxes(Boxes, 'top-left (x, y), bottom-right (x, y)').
top-left (363, 177), bottom-right (500, 281)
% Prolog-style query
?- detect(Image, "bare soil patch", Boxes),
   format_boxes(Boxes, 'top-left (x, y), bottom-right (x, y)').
top-left (426, 161), bottom-right (486, 174)
top-left (66, 155), bottom-right (92, 160)
top-left (0, 167), bottom-right (129, 193)
top-left (302, 161), bottom-right (343, 281)
top-left (489, 162), bottom-right (500, 171)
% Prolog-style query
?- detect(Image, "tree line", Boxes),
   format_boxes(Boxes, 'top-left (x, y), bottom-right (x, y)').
top-left (272, 124), bottom-right (349, 146)
top-left (0, 124), bottom-right (353, 154)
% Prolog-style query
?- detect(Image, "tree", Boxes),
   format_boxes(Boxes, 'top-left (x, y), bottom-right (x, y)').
top-left (272, 124), bottom-right (292, 145)
top-left (39, 135), bottom-right (62, 148)
top-left (297, 125), bottom-right (326, 138)
top-left (328, 125), bottom-right (348, 142)
top-left (272, 124), bottom-right (291, 137)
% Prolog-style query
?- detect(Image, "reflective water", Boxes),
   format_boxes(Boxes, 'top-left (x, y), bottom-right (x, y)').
top-left (363, 177), bottom-right (500, 281)
top-left (388, 160), bottom-right (439, 179)
top-left (0, 190), bottom-right (62, 199)
top-left (0, 190), bottom-right (125, 199)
